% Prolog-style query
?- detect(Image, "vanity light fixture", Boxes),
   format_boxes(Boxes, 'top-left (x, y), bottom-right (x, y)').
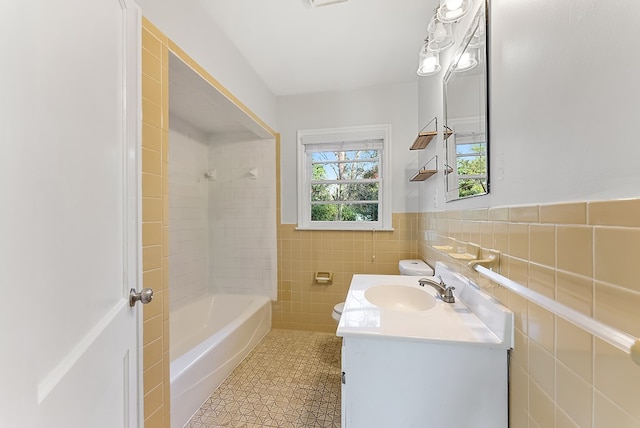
top-left (426, 10), bottom-right (454, 52)
top-left (417, 1), bottom-right (476, 77)
top-left (417, 40), bottom-right (441, 76)
top-left (437, 0), bottom-right (471, 23)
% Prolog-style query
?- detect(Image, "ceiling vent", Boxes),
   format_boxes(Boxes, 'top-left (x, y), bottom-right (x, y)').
top-left (309, 0), bottom-right (348, 7)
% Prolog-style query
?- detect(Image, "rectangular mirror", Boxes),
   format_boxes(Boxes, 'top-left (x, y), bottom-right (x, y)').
top-left (443, 3), bottom-right (489, 201)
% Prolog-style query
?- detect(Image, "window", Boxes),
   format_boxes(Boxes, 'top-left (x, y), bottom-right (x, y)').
top-left (297, 125), bottom-right (392, 230)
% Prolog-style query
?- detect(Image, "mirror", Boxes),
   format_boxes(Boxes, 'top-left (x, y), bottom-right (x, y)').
top-left (443, 4), bottom-right (489, 201)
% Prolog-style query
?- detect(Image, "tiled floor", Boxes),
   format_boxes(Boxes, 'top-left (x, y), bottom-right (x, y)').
top-left (187, 329), bottom-right (342, 428)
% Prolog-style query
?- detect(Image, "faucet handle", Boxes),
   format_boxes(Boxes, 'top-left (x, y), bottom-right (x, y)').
top-left (442, 286), bottom-right (456, 303)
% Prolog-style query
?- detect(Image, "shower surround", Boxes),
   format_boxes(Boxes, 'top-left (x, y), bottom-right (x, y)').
top-left (168, 114), bottom-right (277, 309)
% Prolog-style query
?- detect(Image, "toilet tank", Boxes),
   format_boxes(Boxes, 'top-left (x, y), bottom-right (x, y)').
top-left (398, 259), bottom-right (434, 276)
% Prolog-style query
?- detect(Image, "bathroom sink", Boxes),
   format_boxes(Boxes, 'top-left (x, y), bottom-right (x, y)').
top-left (364, 284), bottom-right (436, 312)
top-left (338, 266), bottom-right (514, 347)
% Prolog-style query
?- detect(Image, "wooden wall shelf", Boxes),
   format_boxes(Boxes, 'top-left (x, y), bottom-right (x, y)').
top-left (410, 168), bottom-right (437, 182)
top-left (409, 119), bottom-right (438, 182)
top-left (410, 131), bottom-right (437, 150)
top-left (410, 155), bottom-right (438, 182)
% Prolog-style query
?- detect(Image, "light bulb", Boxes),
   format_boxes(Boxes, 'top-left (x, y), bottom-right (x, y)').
top-left (434, 22), bottom-right (446, 42)
top-left (458, 53), bottom-right (472, 68)
top-left (454, 51), bottom-right (477, 72)
top-left (417, 50), bottom-right (441, 76)
top-left (422, 56), bottom-right (437, 70)
top-left (445, 0), bottom-right (463, 11)
top-left (438, 0), bottom-right (469, 22)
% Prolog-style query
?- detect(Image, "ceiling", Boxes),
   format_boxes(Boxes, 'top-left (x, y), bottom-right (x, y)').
top-left (199, 0), bottom-right (439, 96)
top-left (169, 53), bottom-right (274, 141)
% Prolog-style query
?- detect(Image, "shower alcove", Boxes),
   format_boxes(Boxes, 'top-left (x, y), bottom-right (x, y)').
top-left (167, 53), bottom-right (277, 304)
top-left (167, 52), bottom-right (277, 426)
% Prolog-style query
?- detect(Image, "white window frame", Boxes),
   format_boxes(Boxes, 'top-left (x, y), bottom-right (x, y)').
top-left (297, 124), bottom-right (392, 231)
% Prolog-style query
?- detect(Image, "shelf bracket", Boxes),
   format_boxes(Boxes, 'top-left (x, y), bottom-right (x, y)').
top-left (410, 117), bottom-right (438, 150)
top-left (410, 155), bottom-right (438, 182)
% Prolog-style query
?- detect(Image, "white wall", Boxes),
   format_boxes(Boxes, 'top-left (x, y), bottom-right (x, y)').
top-left (136, 0), bottom-right (278, 130)
top-left (489, 0), bottom-right (640, 206)
top-left (207, 138), bottom-right (277, 299)
top-left (417, 61), bottom-right (447, 213)
top-left (277, 83), bottom-right (420, 224)
top-left (168, 116), bottom-right (210, 309)
top-left (419, 0), bottom-right (640, 210)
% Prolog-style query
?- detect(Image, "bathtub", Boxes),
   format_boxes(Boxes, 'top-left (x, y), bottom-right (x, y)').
top-left (170, 293), bottom-right (271, 427)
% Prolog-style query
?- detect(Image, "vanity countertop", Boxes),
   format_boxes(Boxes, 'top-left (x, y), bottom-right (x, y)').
top-left (336, 263), bottom-right (513, 349)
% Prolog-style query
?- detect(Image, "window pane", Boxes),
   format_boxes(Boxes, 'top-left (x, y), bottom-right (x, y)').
top-left (456, 143), bottom-right (486, 156)
top-left (311, 150), bottom-right (378, 162)
top-left (311, 203), bottom-right (379, 222)
top-left (458, 179), bottom-right (488, 198)
top-left (311, 151), bottom-right (379, 181)
top-left (457, 155), bottom-right (487, 176)
top-left (311, 183), bottom-right (378, 202)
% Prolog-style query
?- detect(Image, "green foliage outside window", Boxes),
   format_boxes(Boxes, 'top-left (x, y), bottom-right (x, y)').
top-left (310, 150), bottom-right (379, 222)
top-left (456, 143), bottom-right (487, 198)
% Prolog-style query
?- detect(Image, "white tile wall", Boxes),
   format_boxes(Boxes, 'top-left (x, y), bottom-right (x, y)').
top-left (208, 138), bottom-right (277, 299)
top-left (168, 116), bottom-right (210, 309)
top-left (169, 114), bottom-right (278, 307)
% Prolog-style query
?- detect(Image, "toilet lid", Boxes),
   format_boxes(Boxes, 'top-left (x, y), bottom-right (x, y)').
top-left (399, 259), bottom-right (434, 276)
top-left (333, 302), bottom-right (345, 315)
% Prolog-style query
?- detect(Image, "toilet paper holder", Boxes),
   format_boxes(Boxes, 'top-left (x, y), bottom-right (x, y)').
top-left (315, 271), bottom-right (333, 284)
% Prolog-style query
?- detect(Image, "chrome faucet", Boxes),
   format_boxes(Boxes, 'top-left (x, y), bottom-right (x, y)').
top-left (419, 276), bottom-right (456, 303)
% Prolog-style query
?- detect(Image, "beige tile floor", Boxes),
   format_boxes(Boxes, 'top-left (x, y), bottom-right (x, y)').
top-left (187, 329), bottom-right (342, 428)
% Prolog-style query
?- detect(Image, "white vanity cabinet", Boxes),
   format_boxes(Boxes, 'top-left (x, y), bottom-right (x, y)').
top-left (337, 263), bottom-right (513, 428)
top-left (341, 336), bottom-right (508, 428)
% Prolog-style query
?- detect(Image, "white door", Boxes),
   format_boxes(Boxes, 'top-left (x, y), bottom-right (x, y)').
top-left (0, 0), bottom-right (143, 427)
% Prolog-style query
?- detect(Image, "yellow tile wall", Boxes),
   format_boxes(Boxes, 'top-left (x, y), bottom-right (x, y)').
top-left (141, 17), bottom-right (170, 428)
top-left (273, 213), bottom-right (419, 333)
top-left (141, 17), bottom-right (278, 427)
top-left (417, 199), bottom-right (640, 427)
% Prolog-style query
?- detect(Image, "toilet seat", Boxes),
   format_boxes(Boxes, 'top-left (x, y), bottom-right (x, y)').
top-left (332, 302), bottom-right (344, 322)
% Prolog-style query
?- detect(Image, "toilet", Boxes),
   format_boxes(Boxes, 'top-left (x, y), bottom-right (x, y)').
top-left (332, 302), bottom-right (345, 322)
top-left (332, 259), bottom-right (434, 322)
top-left (398, 259), bottom-right (434, 276)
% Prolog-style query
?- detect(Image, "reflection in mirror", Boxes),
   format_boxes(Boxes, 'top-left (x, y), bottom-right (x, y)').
top-left (443, 4), bottom-right (488, 201)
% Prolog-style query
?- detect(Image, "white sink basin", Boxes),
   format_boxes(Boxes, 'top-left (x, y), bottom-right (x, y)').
top-left (364, 284), bottom-right (436, 312)
top-left (337, 263), bottom-right (514, 348)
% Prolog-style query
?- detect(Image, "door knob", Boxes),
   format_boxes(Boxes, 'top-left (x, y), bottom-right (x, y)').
top-left (129, 288), bottom-right (154, 307)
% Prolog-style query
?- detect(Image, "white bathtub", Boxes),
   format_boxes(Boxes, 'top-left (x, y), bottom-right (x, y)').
top-left (170, 293), bottom-right (271, 427)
